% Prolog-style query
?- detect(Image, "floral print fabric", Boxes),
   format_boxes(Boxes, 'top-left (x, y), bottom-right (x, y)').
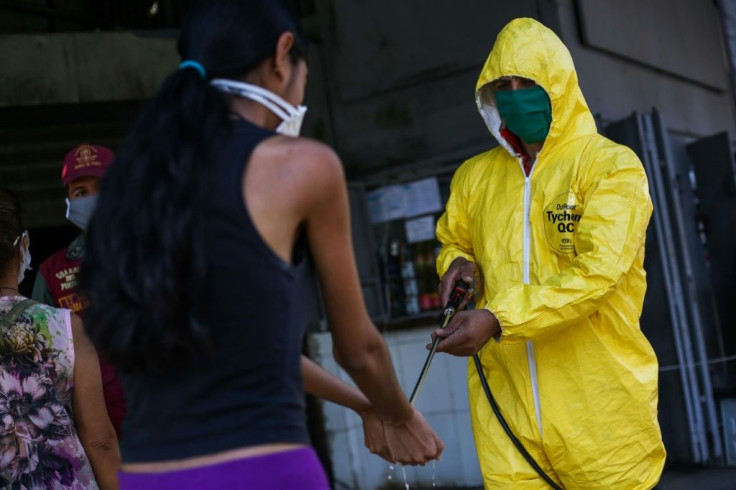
top-left (0, 297), bottom-right (98, 490)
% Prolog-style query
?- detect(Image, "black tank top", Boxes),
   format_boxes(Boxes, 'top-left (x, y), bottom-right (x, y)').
top-left (119, 119), bottom-right (316, 462)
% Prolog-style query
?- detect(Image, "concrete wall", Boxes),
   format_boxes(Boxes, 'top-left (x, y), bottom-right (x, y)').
top-left (546, 0), bottom-right (736, 139)
top-left (310, 0), bottom-right (540, 179)
top-left (0, 32), bottom-right (176, 106)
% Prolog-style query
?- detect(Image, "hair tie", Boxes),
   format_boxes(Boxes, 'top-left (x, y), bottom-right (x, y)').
top-left (179, 60), bottom-right (207, 79)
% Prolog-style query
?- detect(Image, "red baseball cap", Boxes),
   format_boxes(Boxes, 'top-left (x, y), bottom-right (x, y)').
top-left (61, 143), bottom-right (114, 187)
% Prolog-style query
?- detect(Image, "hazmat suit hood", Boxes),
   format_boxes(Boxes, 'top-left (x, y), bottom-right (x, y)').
top-left (475, 18), bottom-right (597, 155)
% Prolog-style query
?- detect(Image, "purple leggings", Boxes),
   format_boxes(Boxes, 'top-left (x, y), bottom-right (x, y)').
top-left (118, 447), bottom-right (330, 489)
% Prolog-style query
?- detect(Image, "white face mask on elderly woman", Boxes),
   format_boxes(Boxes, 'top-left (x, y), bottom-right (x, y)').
top-left (209, 79), bottom-right (307, 137)
top-left (12, 231), bottom-right (32, 284)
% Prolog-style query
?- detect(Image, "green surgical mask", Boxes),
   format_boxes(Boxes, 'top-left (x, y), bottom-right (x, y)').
top-left (495, 85), bottom-right (552, 144)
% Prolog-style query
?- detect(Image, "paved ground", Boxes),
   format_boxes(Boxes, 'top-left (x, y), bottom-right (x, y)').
top-left (657, 466), bottom-right (736, 489)
top-left (383, 466), bottom-right (736, 489)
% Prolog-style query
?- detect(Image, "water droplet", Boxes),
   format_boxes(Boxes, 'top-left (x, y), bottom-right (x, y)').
top-left (401, 464), bottom-right (410, 490)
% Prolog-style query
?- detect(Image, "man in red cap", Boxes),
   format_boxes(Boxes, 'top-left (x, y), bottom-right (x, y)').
top-left (32, 143), bottom-right (126, 437)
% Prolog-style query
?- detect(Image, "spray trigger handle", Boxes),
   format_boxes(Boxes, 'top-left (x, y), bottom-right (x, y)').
top-left (443, 280), bottom-right (472, 318)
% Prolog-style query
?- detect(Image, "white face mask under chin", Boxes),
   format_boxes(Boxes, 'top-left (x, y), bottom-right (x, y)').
top-left (210, 79), bottom-right (307, 137)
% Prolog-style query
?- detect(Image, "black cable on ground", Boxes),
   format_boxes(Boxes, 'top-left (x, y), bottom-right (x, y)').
top-left (472, 354), bottom-right (563, 490)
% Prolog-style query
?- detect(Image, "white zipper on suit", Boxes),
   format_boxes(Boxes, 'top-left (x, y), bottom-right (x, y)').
top-left (520, 156), bottom-right (543, 438)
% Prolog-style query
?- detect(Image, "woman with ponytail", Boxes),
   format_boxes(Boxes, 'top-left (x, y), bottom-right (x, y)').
top-left (81, 1), bottom-right (443, 488)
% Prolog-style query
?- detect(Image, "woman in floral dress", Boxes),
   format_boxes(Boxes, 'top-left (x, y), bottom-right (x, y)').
top-left (0, 188), bottom-right (119, 489)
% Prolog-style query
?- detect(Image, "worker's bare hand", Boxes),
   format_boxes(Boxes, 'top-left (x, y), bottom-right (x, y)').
top-left (438, 257), bottom-right (476, 307)
top-left (428, 309), bottom-right (499, 357)
top-left (383, 408), bottom-right (444, 465)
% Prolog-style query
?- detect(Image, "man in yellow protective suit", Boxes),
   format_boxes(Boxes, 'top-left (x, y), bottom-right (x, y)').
top-left (432, 18), bottom-right (666, 489)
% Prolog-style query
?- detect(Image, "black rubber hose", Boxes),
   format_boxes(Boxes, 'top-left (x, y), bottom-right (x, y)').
top-left (472, 354), bottom-right (563, 490)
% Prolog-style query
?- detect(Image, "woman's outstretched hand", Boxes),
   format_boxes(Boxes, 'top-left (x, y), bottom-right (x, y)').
top-left (357, 406), bottom-right (392, 462)
top-left (383, 408), bottom-right (444, 465)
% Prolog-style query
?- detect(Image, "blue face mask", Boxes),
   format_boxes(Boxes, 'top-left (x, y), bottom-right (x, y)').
top-left (65, 195), bottom-right (98, 231)
top-left (495, 85), bottom-right (552, 144)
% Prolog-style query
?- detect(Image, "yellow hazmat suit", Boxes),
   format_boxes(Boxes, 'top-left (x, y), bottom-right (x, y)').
top-left (436, 18), bottom-right (666, 489)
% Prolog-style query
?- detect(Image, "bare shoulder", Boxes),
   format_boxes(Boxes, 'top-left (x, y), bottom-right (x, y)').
top-left (256, 136), bottom-right (344, 182)
top-left (249, 136), bottom-right (347, 212)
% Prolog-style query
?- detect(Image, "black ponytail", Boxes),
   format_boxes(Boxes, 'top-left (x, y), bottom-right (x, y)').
top-left (81, 0), bottom-right (308, 373)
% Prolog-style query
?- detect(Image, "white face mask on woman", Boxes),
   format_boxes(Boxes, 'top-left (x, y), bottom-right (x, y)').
top-left (210, 79), bottom-right (307, 137)
top-left (12, 231), bottom-right (32, 284)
